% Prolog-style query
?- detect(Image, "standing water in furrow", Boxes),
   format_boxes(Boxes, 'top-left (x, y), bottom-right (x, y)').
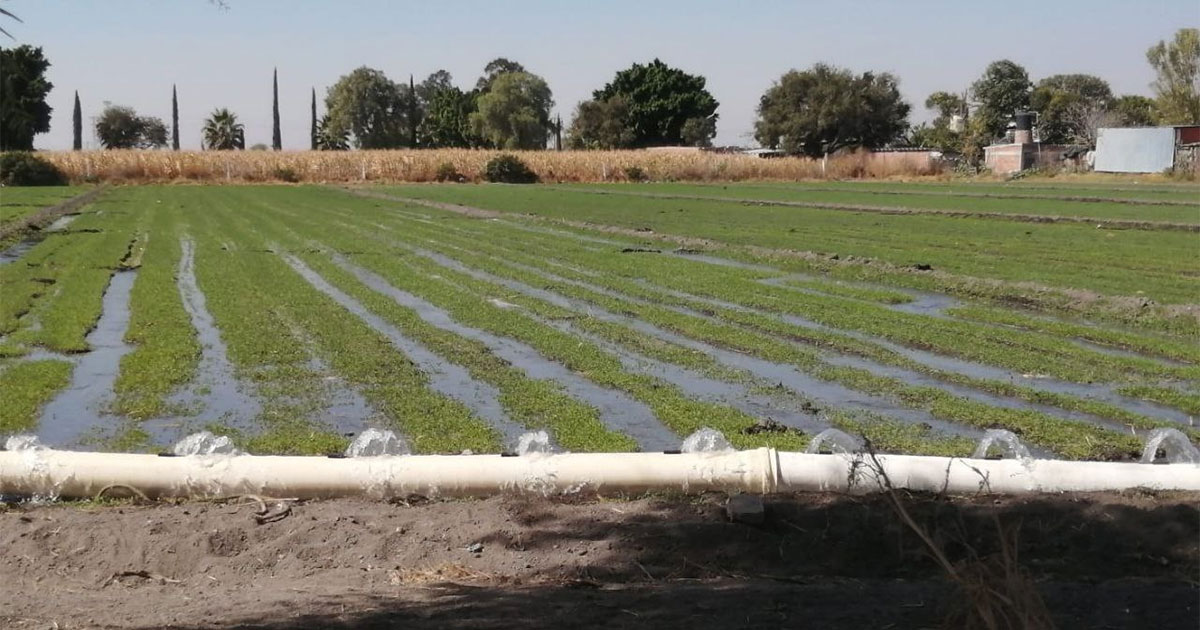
top-left (384, 241), bottom-right (978, 440)
top-left (282, 254), bottom-right (526, 445)
top-left (150, 239), bottom-right (262, 438)
top-left (328, 253), bottom-right (678, 451)
top-left (36, 270), bottom-right (136, 447)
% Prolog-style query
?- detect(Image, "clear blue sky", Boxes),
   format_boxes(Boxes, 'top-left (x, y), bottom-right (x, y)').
top-left (9, 0), bottom-right (1199, 150)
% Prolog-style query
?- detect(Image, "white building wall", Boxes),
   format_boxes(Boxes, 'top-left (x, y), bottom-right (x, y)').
top-left (1093, 127), bottom-right (1176, 173)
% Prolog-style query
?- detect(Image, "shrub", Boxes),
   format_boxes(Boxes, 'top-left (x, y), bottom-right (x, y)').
top-left (623, 165), bottom-right (647, 182)
top-left (434, 161), bottom-right (464, 183)
top-left (0, 152), bottom-right (68, 186)
top-left (483, 154), bottom-right (538, 183)
top-left (273, 167), bottom-right (301, 183)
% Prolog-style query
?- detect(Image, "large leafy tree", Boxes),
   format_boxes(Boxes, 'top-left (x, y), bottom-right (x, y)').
top-left (0, 45), bottom-right (53, 150)
top-left (970, 60), bottom-right (1032, 139)
top-left (567, 95), bottom-right (635, 149)
top-left (469, 72), bottom-right (553, 150)
top-left (925, 91), bottom-right (966, 124)
top-left (95, 104), bottom-right (168, 149)
top-left (1030, 74), bottom-right (1112, 144)
top-left (476, 58), bottom-right (526, 92)
top-left (590, 59), bottom-right (718, 147)
top-left (1110, 94), bottom-right (1158, 126)
top-left (324, 67), bottom-right (408, 149)
top-left (201, 108), bottom-right (245, 150)
top-left (420, 84), bottom-right (480, 148)
top-left (1146, 28), bottom-right (1200, 124)
top-left (754, 64), bottom-right (910, 157)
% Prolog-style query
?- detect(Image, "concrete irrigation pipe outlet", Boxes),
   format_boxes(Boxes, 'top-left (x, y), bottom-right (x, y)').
top-left (2, 448), bottom-right (1199, 500)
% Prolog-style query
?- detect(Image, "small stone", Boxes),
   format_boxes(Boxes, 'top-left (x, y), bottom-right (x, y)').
top-left (726, 494), bottom-right (765, 525)
top-left (466, 542), bottom-right (483, 554)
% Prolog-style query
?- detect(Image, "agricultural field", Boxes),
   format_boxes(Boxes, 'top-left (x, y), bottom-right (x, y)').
top-left (0, 180), bottom-right (1197, 461)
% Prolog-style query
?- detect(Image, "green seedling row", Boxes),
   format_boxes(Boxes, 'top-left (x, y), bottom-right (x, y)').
top-left (114, 190), bottom-right (200, 418)
top-left (0, 359), bottom-right (72, 434)
top-left (331, 198), bottom-right (1161, 458)
top-left (555, 182), bottom-right (1200, 223)
top-left (188, 188), bottom-right (499, 454)
top-left (378, 185), bottom-right (1198, 304)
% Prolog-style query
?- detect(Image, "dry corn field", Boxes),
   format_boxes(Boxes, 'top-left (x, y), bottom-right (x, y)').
top-left (40, 149), bottom-right (944, 184)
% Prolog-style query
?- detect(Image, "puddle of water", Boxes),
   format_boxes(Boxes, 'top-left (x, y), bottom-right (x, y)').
top-left (390, 243), bottom-right (979, 440)
top-left (45, 215), bottom-right (78, 231)
top-left (307, 356), bottom-right (380, 435)
top-left (283, 254), bottom-right (526, 445)
top-left (149, 240), bottom-right (263, 443)
top-left (36, 270), bottom-right (136, 448)
top-left (330, 253), bottom-right (677, 451)
top-left (0, 236), bottom-right (42, 266)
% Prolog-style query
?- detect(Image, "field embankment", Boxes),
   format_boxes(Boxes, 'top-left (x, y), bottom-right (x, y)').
top-left (1, 491), bottom-right (1196, 629)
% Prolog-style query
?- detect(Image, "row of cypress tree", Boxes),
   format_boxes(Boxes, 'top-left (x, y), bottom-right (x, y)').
top-left (70, 69), bottom-right (285, 151)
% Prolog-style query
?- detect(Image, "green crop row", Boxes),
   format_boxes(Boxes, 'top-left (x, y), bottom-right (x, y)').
top-left (370, 185), bottom-right (1199, 335)
top-left (2, 189), bottom-right (147, 354)
top-left (248, 186), bottom-right (969, 454)
top-left (365, 198), bottom-right (1195, 390)
top-left (233, 187), bottom-right (811, 451)
top-left (0, 359), bottom-right (72, 434)
top-left (333, 196), bottom-right (1173, 458)
top-left (947, 304), bottom-right (1200, 365)
top-left (273, 187), bottom-right (1149, 458)
top-left (185, 187), bottom-right (499, 454)
top-left (400, 209), bottom-right (1198, 436)
top-left (113, 190), bottom-right (200, 419)
top-left (552, 182), bottom-right (1200, 223)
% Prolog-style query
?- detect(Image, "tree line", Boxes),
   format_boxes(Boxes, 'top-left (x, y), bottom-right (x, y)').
top-left (1, 28), bottom-right (1197, 159)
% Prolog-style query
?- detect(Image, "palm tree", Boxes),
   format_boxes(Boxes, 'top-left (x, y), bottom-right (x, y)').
top-left (201, 108), bottom-right (245, 150)
top-left (315, 115), bottom-right (349, 150)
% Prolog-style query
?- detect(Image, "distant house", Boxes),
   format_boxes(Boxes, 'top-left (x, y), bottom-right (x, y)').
top-left (1093, 126), bottom-right (1200, 173)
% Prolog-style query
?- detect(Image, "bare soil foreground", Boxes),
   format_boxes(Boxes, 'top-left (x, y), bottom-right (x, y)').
top-left (2, 491), bottom-right (1197, 629)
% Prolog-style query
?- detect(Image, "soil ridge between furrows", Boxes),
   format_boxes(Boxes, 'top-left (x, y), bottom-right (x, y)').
top-left (0, 185), bottom-right (107, 245)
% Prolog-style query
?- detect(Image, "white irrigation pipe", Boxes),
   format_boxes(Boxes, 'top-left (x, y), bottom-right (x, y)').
top-left (2, 448), bottom-right (1198, 500)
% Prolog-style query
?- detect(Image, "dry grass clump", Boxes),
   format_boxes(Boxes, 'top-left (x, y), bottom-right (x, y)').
top-left (40, 148), bottom-right (943, 184)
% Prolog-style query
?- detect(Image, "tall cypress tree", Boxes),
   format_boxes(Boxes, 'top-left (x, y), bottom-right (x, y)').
top-left (272, 68), bottom-right (282, 151)
top-left (310, 87), bottom-right (317, 150)
top-left (72, 91), bottom-right (82, 150)
top-left (409, 74), bottom-right (417, 147)
top-left (171, 84), bottom-right (180, 151)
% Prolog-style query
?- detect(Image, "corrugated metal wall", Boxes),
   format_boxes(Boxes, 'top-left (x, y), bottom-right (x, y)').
top-left (1093, 127), bottom-right (1176, 173)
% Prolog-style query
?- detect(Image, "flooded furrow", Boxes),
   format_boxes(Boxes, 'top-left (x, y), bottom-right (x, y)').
top-left (297, 356), bottom-right (380, 436)
top-left (381, 240), bottom-right (978, 440)
top-left (36, 270), bottom-right (136, 448)
top-left (282, 254), bottom-right (526, 445)
top-left (677, 251), bottom-right (1185, 368)
top-left (154, 239), bottom-right (262, 440)
top-left (544, 317), bottom-right (831, 435)
top-left (419, 231), bottom-right (1181, 431)
top-left (645, 280), bottom-right (1195, 426)
top-left (329, 253), bottom-right (676, 451)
